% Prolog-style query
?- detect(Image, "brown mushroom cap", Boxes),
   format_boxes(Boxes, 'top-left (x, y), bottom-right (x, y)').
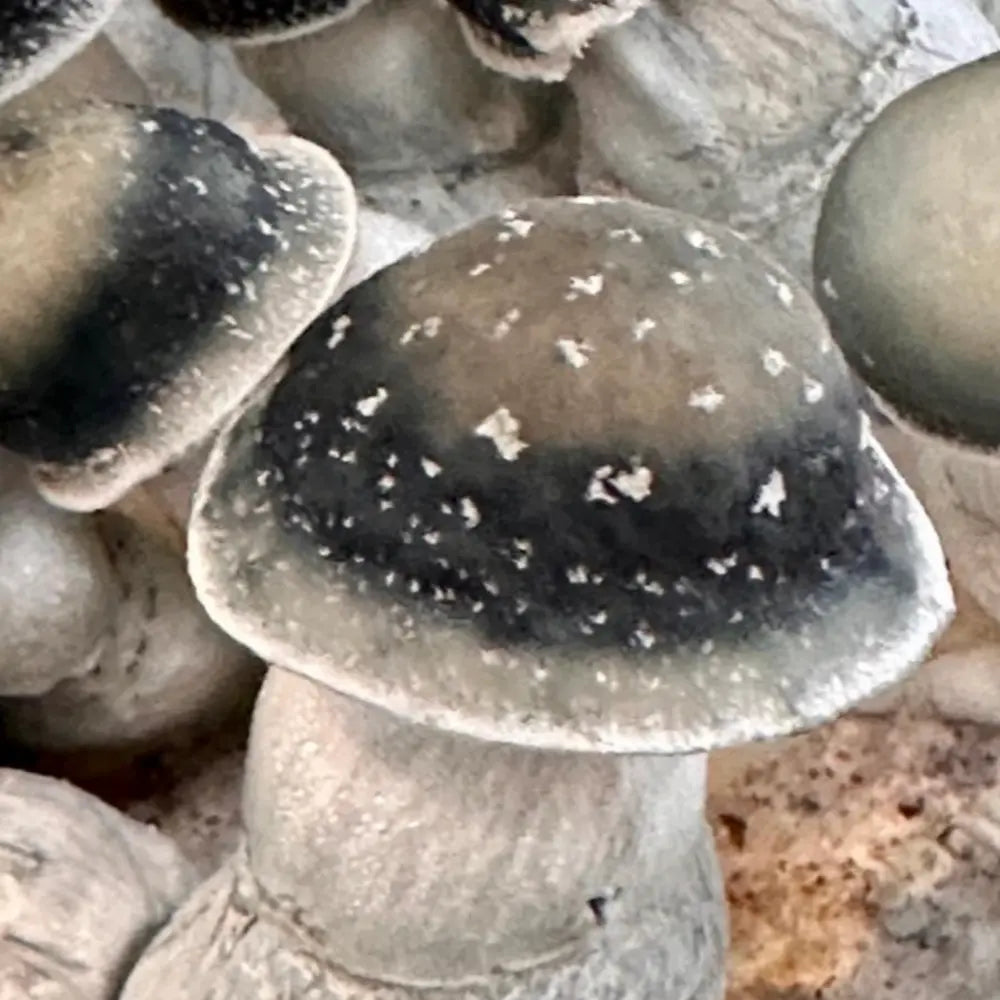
top-left (189, 197), bottom-right (952, 753)
top-left (0, 101), bottom-right (356, 511)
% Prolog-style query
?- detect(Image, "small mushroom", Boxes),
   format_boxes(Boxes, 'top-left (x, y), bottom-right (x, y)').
top-left (566, 0), bottom-right (997, 279)
top-left (149, 0), bottom-right (373, 44)
top-left (0, 100), bottom-right (356, 511)
top-left (0, 0), bottom-right (124, 106)
top-left (0, 768), bottom-right (196, 1000)
top-left (0, 451), bottom-right (117, 697)
top-left (0, 486), bottom-right (263, 754)
top-left (235, 0), bottom-right (567, 183)
top-left (121, 667), bottom-right (726, 998)
top-left (814, 52), bottom-right (1000, 635)
top-left (189, 197), bottom-right (952, 752)
top-left (447, 0), bottom-right (646, 82)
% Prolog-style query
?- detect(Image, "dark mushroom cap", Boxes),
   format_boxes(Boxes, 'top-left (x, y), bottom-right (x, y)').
top-left (815, 53), bottom-right (1000, 454)
top-left (151, 0), bottom-right (373, 44)
top-left (0, 102), bottom-right (355, 511)
top-left (189, 197), bottom-right (952, 753)
top-left (0, 0), bottom-right (122, 106)
top-left (449, 0), bottom-right (645, 81)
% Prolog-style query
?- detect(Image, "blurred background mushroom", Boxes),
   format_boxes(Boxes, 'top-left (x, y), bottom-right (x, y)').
top-left (566, 0), bottom-right (997, 279)
top-left (0, 0), bottom-right (125, 105)
top-left (234, 0), bottom-right (575, 234)
top-left (813, 52), bottom-right (1000, 726)
top-left (0, 767), bottom-right (196, 1000)
top-left (127, 198), bottom-right (952, 997)
top-left (0, 100), bottom-right (356, 512)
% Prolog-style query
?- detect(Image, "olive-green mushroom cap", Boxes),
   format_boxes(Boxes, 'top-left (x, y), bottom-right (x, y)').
top-left (189, 197), bottom-right (952, 753)
top-left (0, 101), bottom-right (356, 511)
top-left (815, 53), bottom-right (1000, 454)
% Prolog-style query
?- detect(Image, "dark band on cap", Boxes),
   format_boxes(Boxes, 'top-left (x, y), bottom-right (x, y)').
top-left (152, 0), bottom-right (360, 40)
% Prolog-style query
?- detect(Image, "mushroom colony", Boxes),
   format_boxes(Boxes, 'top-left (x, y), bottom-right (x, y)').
top-left (4, 1), bottom-right (1000, 998)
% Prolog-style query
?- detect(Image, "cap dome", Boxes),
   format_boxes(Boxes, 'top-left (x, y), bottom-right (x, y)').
top-left (190, 197), bottom-right (952, 752)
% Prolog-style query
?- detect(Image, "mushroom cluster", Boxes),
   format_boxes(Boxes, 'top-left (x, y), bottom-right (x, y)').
top-left (4, 1), bottom-right (997, 997)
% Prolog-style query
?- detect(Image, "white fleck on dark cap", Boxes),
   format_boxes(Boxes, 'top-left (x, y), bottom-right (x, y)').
top-left (189, 197), bottom-right (953, 753)
top-left (448, 0), bottom-right (645, 81)
top-left (151, 0), bottom-right (373, 44)
top-left (0, 0), bottom-right (122, 106)
top-left (0, 101), bottom-right (356, 510)
top-left (815, 53), bottom-right (1000, 454)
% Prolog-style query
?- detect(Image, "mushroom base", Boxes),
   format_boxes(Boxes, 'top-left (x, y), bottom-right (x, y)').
top-left (121, 836), bottom-right (726, 1000)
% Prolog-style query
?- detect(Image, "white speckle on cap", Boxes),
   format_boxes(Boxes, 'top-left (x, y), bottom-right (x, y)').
top-left (609, 227), bottom-right (643, 243)
top-left (585, 466), bottom-right (618, 505)
top-left (669, 270), bottom-right (693, 287)
top-left (377, 474), bottom-right (396, 493)
top-left (747, 565), bottom-right (764, 581)
top-left (556, 338), bottom-right (594, 368)
top-left (859, 410), bottom-right (876, 452)
top-left (421, 458), bottom-right (442, 478)
top-left (635, 572), bottom-right (665, 596)
top-left (567, 274), bottom-right (604, 298)
top-left (326, 314), bottom-right (352, 349)
top-left (632, 624), bottom-right (656, 649)
top-left (501, 211), bottom-right (535, 238)
top-left (611, 464), bottom-right (653, 502)
top-left (356, 387), bottom-right (388, 417)
top-left (470, 262), bottom-right (492, 277)
top-left (706, 553), bottom-right (738, 576)
top-left (632, 317), bottom-right (657, 341)
top-left (400, 316), bottom-right (442, 345)
top-left (765, 273), bottom-right (795, 308)
top-left (729, 610), bottom-right (744, 624)
top-left (140, 120), bottom-right (161, 133)
top-left (685, 229), bottom-right (724, 258)
top-left (762, 348), bottom-right (790, 377)
top-left (572, 195), bottom-right (601, 205)
top-left (567, 565), bottom-right (589, 584)
top-left (750, 468), bottom-right (787, 518)
top-left (802, 377), bottom-right (825, 404)
top-left (689, 385), bottom-right (725, 413)
top-left (493, 308), bottom-right (521, 339)
top-left (475, 407), bottom-right (529, 461)
top-left (820, 276), bottom-right (839, 300)
top-left (460, 497), bottom-right (481, 529)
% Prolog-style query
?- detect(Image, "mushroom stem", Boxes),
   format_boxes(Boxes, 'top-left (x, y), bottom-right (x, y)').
top-left (122, 666), bottom-right (727, 998)
top-left (234, 0), bottom-right (570, 187)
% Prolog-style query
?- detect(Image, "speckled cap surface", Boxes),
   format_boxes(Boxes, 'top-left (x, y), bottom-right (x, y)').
top-left (189, 197), bottom-right (953, 753)
top-left (151, 0), bottom-right (372, 43)
top-left (815, 54), bottom-right (1000, 454)
top-left (450, 0), bottom-right (645, 80)
top-left (0, 102), bottom-right (356, 511)
top-left (0, 0), bottom-right (122, 105)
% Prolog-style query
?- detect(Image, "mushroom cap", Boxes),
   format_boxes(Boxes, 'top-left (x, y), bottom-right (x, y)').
top-left (0, 101), bottom-right (356, 511)
top-left (0, 0), bottom-right (122, 106)
top-left (150, 0), bottom-right (373, 44)
top-left (450, 0), bottom-right (647, 81)
top-left (814, 53), bottom-right (1000, 454)
top-left (188, 197), bottom-right (953, 753)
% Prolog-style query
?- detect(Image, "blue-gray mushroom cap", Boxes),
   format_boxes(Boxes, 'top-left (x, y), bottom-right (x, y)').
top-left (189, 196), bottom-right (953, 753)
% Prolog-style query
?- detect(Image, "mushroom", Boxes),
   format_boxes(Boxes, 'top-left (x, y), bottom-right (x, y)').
top-left (0, 485), bottom-right (263, 755)
top-left (234, 0), bottom-right (575, 234)
top-left (813, 52), bottom-right (1000, 640)
top-left (0, 452), bottom-right (117, 698)
top-left (138, 198), bottom-right (954, 996)
top-left (0, 767), bottom-right (196, 1000)
top-left (447, 0), bottom-right (647, 82)
top-left (0, 99), bottom-right (356, 512)
top-left (565, 0), bottom-right (997, 279)
top-left (0, 0), bottom-right (124, 106)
